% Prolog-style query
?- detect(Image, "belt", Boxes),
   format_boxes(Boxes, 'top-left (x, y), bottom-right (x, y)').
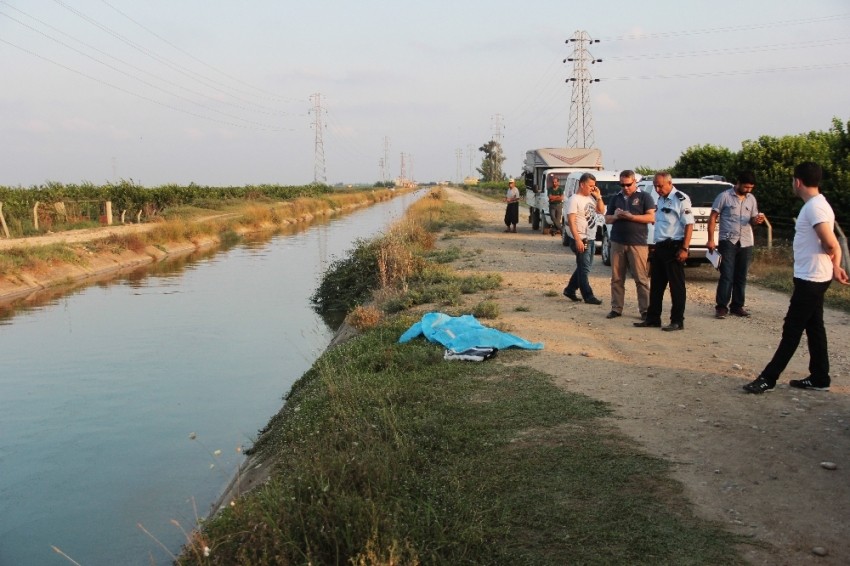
top-left (655, 238), bottom-right (683, 247)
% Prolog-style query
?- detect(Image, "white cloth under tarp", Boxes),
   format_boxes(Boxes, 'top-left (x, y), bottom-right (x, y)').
top-left (398, 312), bottom-right (544, 354)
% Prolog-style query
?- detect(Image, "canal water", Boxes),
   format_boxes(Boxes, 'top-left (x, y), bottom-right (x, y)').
top-left (0, 191), bottom-right (424, 565)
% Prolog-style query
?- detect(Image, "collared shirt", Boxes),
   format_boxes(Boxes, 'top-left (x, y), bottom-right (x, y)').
top-left (606, 189), bottom-right (656, 245)
top-left (711, 188), bottom-right (758, 247)
top-left (654, 187), bottom-right (694, 241)
top-left (549, 183), bottom-right (564, 202)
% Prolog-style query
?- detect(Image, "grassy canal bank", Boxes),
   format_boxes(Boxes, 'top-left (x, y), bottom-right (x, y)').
top-left (175, 189), bottom-right (744, 565)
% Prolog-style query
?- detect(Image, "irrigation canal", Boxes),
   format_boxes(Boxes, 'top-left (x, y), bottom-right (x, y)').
top-left (0, 189), bottom-right (425, 565)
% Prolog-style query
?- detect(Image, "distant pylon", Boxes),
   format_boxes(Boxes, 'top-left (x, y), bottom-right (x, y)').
top-left (456, 148), bottom-right (463, 183)
top-left (491, 113), bottom-right (504, 145)
top-left (565, 31), bottom-right (602, 149)
top-left (309, 93), bottom-right (327, 184)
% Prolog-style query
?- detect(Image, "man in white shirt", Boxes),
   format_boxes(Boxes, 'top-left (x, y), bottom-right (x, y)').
top-left (744, 162), bottom-right (849, 394)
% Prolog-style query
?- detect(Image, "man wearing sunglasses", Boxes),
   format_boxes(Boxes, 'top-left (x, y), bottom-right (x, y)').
top-left (604, 170), bottom-right (656, 319)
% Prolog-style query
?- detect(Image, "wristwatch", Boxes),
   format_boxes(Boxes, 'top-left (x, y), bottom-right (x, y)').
top-left (681, 247), bottom-right (689, 252)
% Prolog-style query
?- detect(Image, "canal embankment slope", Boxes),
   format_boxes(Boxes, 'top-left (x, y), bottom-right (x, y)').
top-left (0, 190), bottom-right (404, 308)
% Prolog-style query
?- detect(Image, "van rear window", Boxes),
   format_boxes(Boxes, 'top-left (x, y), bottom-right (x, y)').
top-left (673, 183), bottom-right (732, 207)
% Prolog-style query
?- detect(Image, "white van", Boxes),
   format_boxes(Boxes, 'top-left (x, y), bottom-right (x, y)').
top-left (561, 170), bottom-right (642, 251)
top-left (598, 177), bottom-right (732, 266)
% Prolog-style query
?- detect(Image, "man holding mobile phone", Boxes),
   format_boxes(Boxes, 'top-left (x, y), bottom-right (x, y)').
top-left (563, 172), bottom-right (606, 304)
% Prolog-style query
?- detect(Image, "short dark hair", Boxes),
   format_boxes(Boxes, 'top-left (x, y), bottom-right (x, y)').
top-left (737, 170), bottom-right (756, 185)
top-left (579, 172), bottom-right (596, 184)
top-left (793, 162), bottom-right (822, 188)
top-left (620, 170), bottom-right (636, 180)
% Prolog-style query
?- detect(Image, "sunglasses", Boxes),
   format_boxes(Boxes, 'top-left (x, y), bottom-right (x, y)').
top-left (619, 182), bottom-right (634, 187)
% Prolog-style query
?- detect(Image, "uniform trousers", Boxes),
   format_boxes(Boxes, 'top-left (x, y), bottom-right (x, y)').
top-left (646, 240), bottom-right (686, 325)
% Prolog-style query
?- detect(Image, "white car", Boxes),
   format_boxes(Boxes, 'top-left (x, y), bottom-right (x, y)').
top-left (600, 178), bottom-right (733, 266)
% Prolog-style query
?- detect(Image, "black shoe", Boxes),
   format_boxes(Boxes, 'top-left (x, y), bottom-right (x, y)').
top-left (640, 312), bottom-right (647, 321)
top-left (730, 307), bottom-right (751, 317)
top-left (743, 376), bottom-right (775, 394)
top-left (789, 377), bottom-right (830, 391)
top-left (715, 306), bottom-right (728, 319)
top-left (606, 310), bottom-right (622, 319)
top-left (563, 288), bottom-right (581, 302)
top-left (584, 297), bottom-right (602, 305)
top-left (661, 322), bottom-right (684, 331)
top-left (633, 320), bottom-right (661, 328)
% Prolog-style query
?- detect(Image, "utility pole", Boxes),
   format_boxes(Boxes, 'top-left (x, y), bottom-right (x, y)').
top-left (565, 31), bottom-right (601, 149)
top-left (467, 144), bottom-right (473, 177)
top-left (382, 136), bottom-right (390, 184)
top-left (399, 152), bottom-right (407, 186)
top-left (491, 113), bottom-right (504, 145)
top-left (456, 148), bottom-right (463, 183)
top-left (309, 93), bottom-right (327, 184)
top-left (378, 158), bottom-right (385, 184)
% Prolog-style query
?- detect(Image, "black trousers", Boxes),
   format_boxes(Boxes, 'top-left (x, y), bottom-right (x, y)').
top-left (646, 241), bottom-right (686, 324)
top-left (760, 277), bottom-right (832, 384)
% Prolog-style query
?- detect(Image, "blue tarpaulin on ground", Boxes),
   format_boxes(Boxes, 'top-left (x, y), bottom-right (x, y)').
top-left (398, 312), bottom-right (544, 352)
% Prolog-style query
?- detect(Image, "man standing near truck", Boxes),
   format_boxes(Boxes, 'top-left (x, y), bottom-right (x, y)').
top-left (604, 169), bottom-right (656, 319)
top-left (707, 170), bottom-right (765, 319)
top-left (547, 175), bottom-right (565, 236)
top-left (634, 172), bottom-right (694, 331)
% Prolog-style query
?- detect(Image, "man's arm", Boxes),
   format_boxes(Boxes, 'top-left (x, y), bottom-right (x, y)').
top-left (706, 210), bottom-right (719, 252)
top-left (814, 222), bottom-right (850, 284)
top-left (567, 212), bottom-right (586, 253)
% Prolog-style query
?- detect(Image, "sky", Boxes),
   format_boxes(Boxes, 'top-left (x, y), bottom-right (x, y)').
top-left (1, 0), bottom-right (848, 187)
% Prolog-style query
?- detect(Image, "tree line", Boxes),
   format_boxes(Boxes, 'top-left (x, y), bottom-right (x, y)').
top-left (670, 117), bottom-right (849, 226)
top-left (472, 116), bottom-right (849, 228)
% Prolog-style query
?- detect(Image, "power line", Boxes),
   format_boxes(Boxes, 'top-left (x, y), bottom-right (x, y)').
top-left (97, 0), bottom-right (300, 104)
top-left (0, 36), bottom-right (289, 132)
top-left (604, 61), bottom-right (850, 81)
top-left (600, 12), bottom-right (850, 42)
top-left (49, 0), bottom-right (287, 114)
top-left (0, 9), bottom-right (290, 130)
top-left (605, 37), bottom-right (850, 62)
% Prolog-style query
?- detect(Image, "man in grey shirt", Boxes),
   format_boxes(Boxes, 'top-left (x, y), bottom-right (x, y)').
top-left (707, 171), bottom-right (766, 318)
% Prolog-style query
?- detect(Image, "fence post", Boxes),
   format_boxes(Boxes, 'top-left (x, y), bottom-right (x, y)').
top-left (33, 201), bottom-right (40, 231)
top-left (105, 201), bottom-right (113, 225)
top-left (0, 202), bottom-right (10, 238)
top-left (763, 216), bottom-right (772, 249)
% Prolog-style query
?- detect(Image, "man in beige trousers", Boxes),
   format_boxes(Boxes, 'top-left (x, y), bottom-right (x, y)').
top-left (603, 170), bottom-right (656, 319)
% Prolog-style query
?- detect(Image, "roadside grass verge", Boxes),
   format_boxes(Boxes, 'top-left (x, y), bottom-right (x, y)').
top-left (177, 320), bottom-right (744, 565)
top-left (177, 187), bottom-right (745, 564)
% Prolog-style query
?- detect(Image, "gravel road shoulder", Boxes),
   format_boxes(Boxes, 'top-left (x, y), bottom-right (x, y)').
top-left (442, 187), bottom-right (850, 565)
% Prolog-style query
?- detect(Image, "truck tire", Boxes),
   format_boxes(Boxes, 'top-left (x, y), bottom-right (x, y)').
top-left (601, 230), bottom-right (611, 266)
top-left (531, 209), bottom-right (540, 230)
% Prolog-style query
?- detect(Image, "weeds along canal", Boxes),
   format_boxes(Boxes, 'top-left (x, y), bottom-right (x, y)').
top-left (0, 189), bottom-right (425, 565)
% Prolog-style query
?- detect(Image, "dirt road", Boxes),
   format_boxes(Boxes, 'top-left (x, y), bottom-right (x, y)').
top-left (442, 188), bottom-right (850, 565)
